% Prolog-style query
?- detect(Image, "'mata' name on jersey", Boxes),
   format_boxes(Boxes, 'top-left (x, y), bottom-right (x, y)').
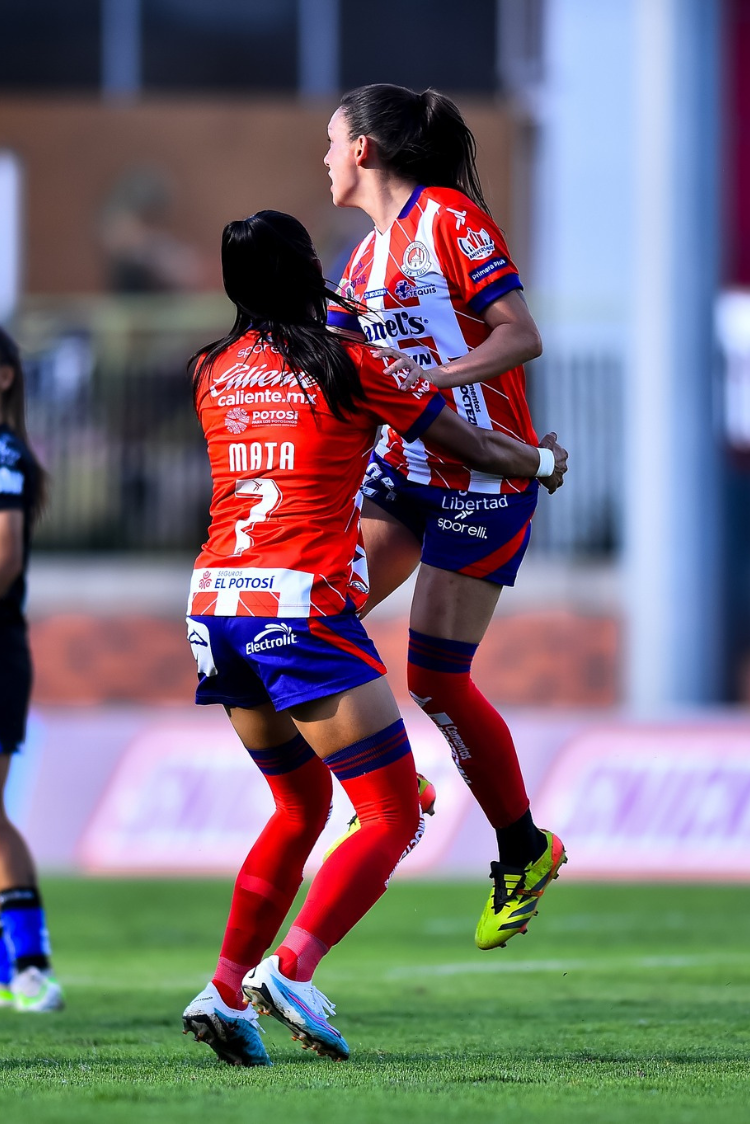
top-left (189, 332), bottom-right (445, 619)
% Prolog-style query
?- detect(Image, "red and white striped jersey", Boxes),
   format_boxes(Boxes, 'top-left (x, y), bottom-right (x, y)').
top-left (328, 185), bottom-right (538, 494)
top-left (188, 332), bottom-right (443, 618)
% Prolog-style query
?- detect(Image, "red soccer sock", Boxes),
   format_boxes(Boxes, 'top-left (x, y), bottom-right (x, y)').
top-left (212, 736), bottom-right (332, 1007)
top-left (275, 720), bottom-right (421, 982)
top-left (407, 629), bottom-right (530, 828)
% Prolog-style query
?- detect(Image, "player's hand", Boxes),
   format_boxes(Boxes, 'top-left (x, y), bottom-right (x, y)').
top-left (539, 431), bottom-right (568, 494)
top-left (375, 346), bottom-right (430, 390)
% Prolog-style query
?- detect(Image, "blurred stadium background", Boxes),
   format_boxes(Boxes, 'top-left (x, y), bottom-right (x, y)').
top-left (1, 0), bottom-right (749, 883)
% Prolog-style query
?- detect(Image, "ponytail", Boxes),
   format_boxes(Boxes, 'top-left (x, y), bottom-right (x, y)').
top-left (340, 83), bottom-right (490, 215)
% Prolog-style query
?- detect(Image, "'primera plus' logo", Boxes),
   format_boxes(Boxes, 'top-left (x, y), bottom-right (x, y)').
top-left (246, 622), bottom-right (298, 655)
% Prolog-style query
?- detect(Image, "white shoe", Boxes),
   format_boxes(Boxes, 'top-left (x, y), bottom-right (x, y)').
top-left (242, 955), bottom-right (349, 1061)
top-left (11, 967), bottom-right (65, 1012)
top-left (182, 981), bottom-right (271, 1067)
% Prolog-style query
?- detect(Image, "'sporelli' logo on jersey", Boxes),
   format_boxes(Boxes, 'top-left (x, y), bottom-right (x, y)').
top-left (245, 622), bottom-right (298, 655)
top-left (457, 228), bottom-right (496, 261)
top-left (401, 241), bottom-right (431, 278)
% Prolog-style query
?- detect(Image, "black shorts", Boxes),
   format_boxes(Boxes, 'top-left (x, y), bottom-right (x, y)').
top-left (0, 623), bottom-right (32, 754)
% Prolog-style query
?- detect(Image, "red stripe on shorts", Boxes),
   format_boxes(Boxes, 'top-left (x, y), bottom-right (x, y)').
top-left (307, 618), bottom-right (387, 676)
top-left (458, 518), bottom-right (532, 580)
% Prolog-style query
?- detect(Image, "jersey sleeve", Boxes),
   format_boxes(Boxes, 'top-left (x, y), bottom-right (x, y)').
top-left (326, 247), bottom-right (366, 338)
top-left (353, 347), bottom-right (446, 441)
top-left (0, 436), bottom-right (27, 512)
top-left (432, 200), bottom-right (523, 315)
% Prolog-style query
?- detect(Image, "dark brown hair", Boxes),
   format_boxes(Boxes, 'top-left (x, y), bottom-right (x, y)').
top-left (340, 83), bottom-right (491, 215)
top-left (191, 210), bottom-right (365, 420)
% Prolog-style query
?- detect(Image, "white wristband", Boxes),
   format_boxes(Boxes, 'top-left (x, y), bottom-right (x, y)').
top-left (535, 447), bottom-right (555, 478)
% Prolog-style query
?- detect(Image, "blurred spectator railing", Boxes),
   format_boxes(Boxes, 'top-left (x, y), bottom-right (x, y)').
top-left (526, 351), bottom-right (624, 557)
top-left (17, 294), bottom-right (228, 551)
top-left (716, 290), bottom-right (750, 454)
top-left (16, 295), bottom-right (624, 557)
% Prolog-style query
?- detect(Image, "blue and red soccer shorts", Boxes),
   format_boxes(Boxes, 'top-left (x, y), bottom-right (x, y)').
top-left (361, 453), bottom-right (538, 586)
top-left (187, 609), bottom-right (386, 712)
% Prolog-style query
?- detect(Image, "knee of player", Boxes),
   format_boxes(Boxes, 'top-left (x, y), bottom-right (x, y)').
top-left (406, 632), bottom-right (477, 698)
top-left (390, 791), bottom-right (423, 840)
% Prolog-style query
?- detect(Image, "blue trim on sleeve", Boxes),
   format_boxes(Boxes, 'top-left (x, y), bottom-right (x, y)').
top-left (326, 308), bottom-right (363, 334)
top-left (402, 394), bottom-right (446, 443)
top-left (468, 274), bottom-right (523, 314)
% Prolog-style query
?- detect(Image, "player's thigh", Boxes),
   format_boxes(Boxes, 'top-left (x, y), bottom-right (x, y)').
top-left (226, 701), bottom-right (298, 751)
top-left (410, 563), bottom-right (502, 645)
top-left (288, 675), bottom-right (402, 759)
top-left (360, 498), bottom-right (422, 616)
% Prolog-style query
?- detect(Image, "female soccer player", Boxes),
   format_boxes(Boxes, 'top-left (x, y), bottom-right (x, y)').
top-left (324, 84), bottom-right (568, 954)
top-left (0, 328), bottom-right (63, 1013)
top-left (181, 211), bottom-right (566, 1066)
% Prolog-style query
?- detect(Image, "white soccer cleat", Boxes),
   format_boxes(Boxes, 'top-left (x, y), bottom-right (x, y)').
top-left (242, 955), bottom-right (349, 1061)
top-left (11, 967), bottom-right (65, 1013)
top-left (182, 981), bottom-right (271, 1067)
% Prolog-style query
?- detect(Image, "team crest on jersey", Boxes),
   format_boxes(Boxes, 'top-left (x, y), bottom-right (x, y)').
top-left (401, 241), bottom-right (431, 278)
top-left (457, 227), bottom-right (496, 261)
top-left (225, 407), bottom-right (250, 434)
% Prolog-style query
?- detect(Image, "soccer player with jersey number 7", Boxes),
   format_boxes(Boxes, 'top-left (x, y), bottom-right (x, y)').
top-left (325, 84), bottom-right (568, 954)
top-left (180, 211), bottom-right (566, 1066)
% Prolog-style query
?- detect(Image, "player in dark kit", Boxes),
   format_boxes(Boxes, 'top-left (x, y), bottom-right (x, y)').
top-left (0, 327), bottom-right (63, 1012)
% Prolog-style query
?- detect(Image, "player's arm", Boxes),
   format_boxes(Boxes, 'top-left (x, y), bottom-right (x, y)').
top-left (0, 509), bottom-right (24, 597)
top-left (431, 290), bottom-right (541, 388)
top-left (422, 409), bottom-right (567, 494)
top-left (383, 290), bottom-right (541, 390)
top-left (358, 345), bottom-right (567, 494)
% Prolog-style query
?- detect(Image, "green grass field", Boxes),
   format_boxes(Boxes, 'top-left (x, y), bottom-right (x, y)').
top-left (0, 878), bottom-right (748, 1124)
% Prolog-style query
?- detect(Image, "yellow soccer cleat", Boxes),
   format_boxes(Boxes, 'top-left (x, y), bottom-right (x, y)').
top-left (417, 773), bottom-right (437, 816)
top-left (475, 830), bottom-right (567, 950)
top-left (323, 773), bottom-right (436, 861)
